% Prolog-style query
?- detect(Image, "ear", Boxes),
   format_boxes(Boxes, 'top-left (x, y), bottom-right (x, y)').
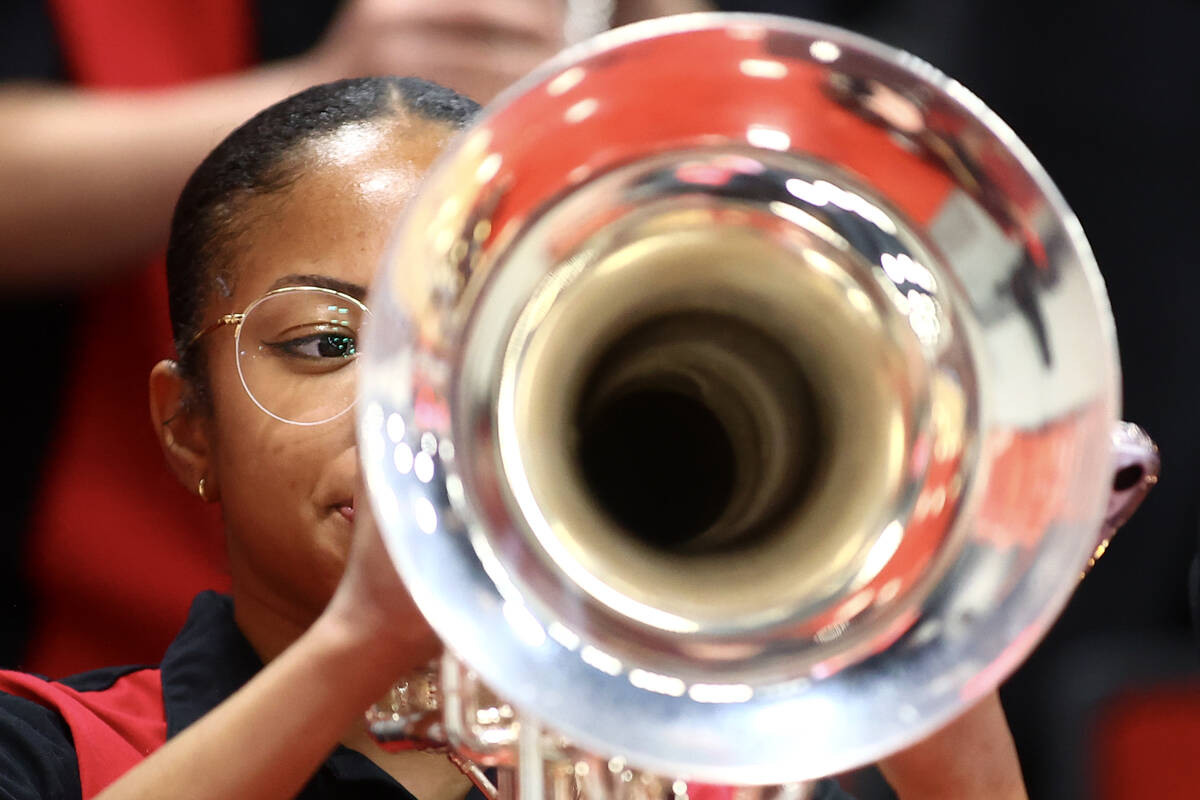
top-left (150, 359), bottom-right (219, 503)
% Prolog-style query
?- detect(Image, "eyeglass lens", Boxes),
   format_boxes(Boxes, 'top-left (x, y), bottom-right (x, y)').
top-left (235, 288), bottom-right (369, 425)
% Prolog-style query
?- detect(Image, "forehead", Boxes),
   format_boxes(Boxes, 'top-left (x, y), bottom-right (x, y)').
top-left (222, 115), bottom-right (455, 309)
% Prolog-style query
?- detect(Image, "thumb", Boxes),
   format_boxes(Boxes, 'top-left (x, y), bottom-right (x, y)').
top-left (326, 484), bottom-right (443, 673)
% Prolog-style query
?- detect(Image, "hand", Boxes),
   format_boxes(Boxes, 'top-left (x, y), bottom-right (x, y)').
top-left (322, 482), bottom-right (443, 677)
top-left (302, 0), bottom-right (567, 103)
top-left (92, 487), bottom-right (445, 800)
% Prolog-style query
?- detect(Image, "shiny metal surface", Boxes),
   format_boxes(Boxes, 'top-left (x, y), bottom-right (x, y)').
top-left (359, 12), bottom-right (1150, 786)
top-left (1089, 422), bottom-right (1160, 573)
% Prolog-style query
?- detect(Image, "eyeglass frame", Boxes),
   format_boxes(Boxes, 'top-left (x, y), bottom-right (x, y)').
top-left (184, 284), bottom-right (371, 426)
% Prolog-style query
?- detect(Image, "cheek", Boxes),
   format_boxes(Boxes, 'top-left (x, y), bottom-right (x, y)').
top-left (207, 359), bottom-right (317, 527)
top-left (211, 397), bottom-right (357, 611)
top-left (216, 409), bottom-right (308, 523)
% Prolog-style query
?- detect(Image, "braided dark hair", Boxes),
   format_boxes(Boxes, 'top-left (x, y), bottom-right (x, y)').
top-left (166, 76), bottom-right (479, 405)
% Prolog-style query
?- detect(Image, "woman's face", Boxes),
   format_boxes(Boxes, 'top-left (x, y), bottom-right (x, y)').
top-left (199, 116), bottom-right (454, 630)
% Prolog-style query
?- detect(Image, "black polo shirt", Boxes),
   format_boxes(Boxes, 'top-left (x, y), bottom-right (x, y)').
top-left (0, 592), bottom-right (856, 799)
top-left (162, 592), bottom-right (437, 799)
top-left (0, 592), bottom-right (459, 799)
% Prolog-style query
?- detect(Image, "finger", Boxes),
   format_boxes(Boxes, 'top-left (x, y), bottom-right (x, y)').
top-left (361, 0), bottom-right (566, 48)
top-left (390, 0), bottom-right (567, 34)
top-left (365, 32), bottom-right (560, 101)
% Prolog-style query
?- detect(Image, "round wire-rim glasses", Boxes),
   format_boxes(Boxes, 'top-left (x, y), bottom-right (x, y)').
top-left (186, 285), bottom-right (371, 426)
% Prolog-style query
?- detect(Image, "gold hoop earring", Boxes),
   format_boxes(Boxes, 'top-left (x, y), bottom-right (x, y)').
top-left (198, 477), bottom-right (213, 503)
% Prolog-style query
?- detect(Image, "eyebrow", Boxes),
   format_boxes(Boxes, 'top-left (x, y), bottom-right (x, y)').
top-left (266, 274), bottom-right (369, 301)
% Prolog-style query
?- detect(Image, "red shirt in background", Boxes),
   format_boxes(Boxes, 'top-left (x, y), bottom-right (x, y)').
top-left (21, 0), bottom-right (255, 677)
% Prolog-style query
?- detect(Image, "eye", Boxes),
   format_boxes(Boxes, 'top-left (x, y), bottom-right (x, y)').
top-left (265, 329), bottom-right (358, 361)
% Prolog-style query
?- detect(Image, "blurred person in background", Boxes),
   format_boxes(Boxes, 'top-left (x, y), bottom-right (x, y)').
top-left (0, 0), bottom-right (705, 679)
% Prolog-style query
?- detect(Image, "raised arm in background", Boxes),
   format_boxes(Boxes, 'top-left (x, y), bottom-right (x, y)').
top-left (0, 0), bottom-right (711, 290)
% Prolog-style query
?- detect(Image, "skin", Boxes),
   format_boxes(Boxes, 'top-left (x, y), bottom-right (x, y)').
top-left (125, 110), bottom-right (1027, 800)
top-left (147, 110), bottom-right (470, 800)
top-left (194, 115), bottom-right (439, 661)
